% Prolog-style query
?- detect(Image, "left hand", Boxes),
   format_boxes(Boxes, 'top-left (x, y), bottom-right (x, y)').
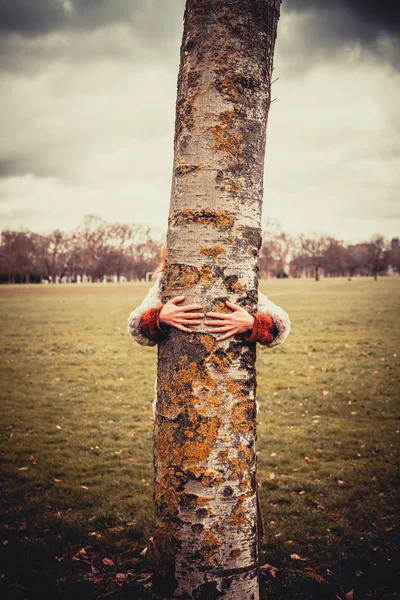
top-left (204, 301), bottom-right (255, 341)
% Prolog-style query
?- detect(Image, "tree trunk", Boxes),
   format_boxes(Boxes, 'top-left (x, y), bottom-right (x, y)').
top-left (153, 1), bottom-right (281, 598)
top-left (315, 266), bottom-right (319, 281)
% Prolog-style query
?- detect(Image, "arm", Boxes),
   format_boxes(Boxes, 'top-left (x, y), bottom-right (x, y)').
top-left (250, 290), bottom-right (291, 348)
top-left (127, 275), bottom-right (165, 347)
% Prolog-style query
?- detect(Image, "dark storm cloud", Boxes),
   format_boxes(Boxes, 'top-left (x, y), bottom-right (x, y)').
top-left (0, 0), bottom-right (186, 73)
top-left (0, 0), bottom-right (146, 36)
top-left (284, 0), bottom-right (400, 38)
top-left (282, 0), bottom-right (399, 68)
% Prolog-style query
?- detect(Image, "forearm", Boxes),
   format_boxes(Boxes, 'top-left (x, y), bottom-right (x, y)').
top-left (241, 313), bottom-right (278, 344)
top-left (139, 305), bottom-right (169, 342)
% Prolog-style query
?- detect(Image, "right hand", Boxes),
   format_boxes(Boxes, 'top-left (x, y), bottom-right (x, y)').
top-left (159, 296), bottom-right (204, 333)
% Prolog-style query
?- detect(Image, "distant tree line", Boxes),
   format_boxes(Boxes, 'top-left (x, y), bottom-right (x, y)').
top-left (0, 216), bottom-right (162, 284)
top-left (0, 215), bottom-right (398, 283)
top-left (260, 219), bottom-right (399, 281)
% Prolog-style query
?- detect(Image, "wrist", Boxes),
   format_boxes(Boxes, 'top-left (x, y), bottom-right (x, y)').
top-left (158, 305), bottom-right (168, 327)
top-left (247, 314), bottom-right (255, 330)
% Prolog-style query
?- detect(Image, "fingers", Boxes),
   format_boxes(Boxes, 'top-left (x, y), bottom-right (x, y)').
top-left (179, 319), bottom-right (203, 325)
top-left (168, 296), bottom-right (185, 305)
top-left (216, 330), bottom-right (237, 341)
top-left (180, 312), bottom-right (204, 318)
top-left (181, 304), bottom-right (203, 312)
top-left (204, 319), bottom-right (231, 326)
top-left (225, 301), bottom-right (243, 311)
top-left (205, 325), bottom-right (232, 333)
top-left (205, 311), bottom-right (229, 319)
top-left (174, 323), bottom-right (193, 333)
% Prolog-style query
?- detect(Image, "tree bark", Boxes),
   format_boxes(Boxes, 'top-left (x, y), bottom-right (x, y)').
top-left (153, 1), bottom-right (281, 598)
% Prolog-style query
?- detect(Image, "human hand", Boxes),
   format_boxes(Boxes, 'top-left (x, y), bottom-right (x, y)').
top-left (204, 301), bottom-right (255, 341)
top-left (159, 296), bottom-right (204, 333)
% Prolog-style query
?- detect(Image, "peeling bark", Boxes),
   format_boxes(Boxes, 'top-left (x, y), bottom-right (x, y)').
top-left (153, 1), bottom-right (281, 598)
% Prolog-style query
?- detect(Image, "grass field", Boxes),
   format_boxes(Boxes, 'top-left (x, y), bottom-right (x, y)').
top-left (0, 278), bottom-right (399, 600)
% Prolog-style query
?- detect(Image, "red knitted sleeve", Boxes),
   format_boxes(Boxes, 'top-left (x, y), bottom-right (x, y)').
top-left (139, 305), bottom-right (169, 342)
top-left (241, 313), bottom-right (278, 344)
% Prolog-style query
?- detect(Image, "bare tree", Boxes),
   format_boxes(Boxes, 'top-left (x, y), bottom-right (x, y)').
top-left (322, 238), bottom-right (346, 277)
top-left (299, 233), bottom-right (331, 281)
top-left (367, 235), bottom-right (389, 280)
top-left (260, 218), bottom-right (292, 278)
top-left (153, 1), bottom-right (281, 598)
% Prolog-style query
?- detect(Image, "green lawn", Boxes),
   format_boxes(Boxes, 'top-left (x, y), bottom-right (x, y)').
top-left (0, 278), bottom-right (399, 599)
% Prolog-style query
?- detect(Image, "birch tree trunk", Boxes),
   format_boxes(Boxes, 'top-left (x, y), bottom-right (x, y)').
top-left (153, 1), bottom-right (281, 598)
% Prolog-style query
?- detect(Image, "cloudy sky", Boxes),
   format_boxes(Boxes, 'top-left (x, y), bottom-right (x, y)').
top-left (0, 0), bottom-right (399, 243)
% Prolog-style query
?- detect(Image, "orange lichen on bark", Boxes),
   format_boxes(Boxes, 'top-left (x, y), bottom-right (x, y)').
top-left (228, 280), bottom-right (245, 294)
top-left (217, 449), bottom-right (229, 463)
top-left (224, 178), bottom-right (242, 194)
top-left (214, 299), bottom-right (232, 313)
top-left (199, 266), bottom-right (218, 287)
top-left (199, 243), bottom-right (227, 258)
top-left (203, 530), bottom-right (223, 563)
top-left (229, 396), bottom-right (254, 436)
top-left (211, 121), bottom-right (243, 162)
top-left (205, 350), bottom-right (232, 373)
top-left (164, 263), bottom-right (219, 290)
top-left (227, 492), bottom-right (252, 528)
top-left (197, 332), bottom-right (218, 354)
top-left (165, 263), bottom-right (201, 289)
top-left (210, 109), bottom-right (246, 172)
top-left (171, 208), bottom-right (235, 229)
top-left (182, 417), bottom-right (221, 466)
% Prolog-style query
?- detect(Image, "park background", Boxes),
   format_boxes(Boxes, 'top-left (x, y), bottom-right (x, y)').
top-left (1, 0), bottom-right (400, 599)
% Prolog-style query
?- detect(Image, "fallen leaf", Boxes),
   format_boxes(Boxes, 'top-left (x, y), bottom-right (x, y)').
top-left (73, 548), bottom-right (89, 561)
top-left (135, 573), bottom-right (152, 583)
top-left (259, 563), bottom-right (278, 578)
top-left (130, 541), bottom-right (140, 550)
top-left (304, 456), bottom-right (312, 463)
top-left (345, 590), bottom-right (354, 600)
top-left (102, 557), bottom-right (114, 566)
top-left (304, 569), bottom-right (327, 584)
top-left (290, 553), bottom-right (308, 560)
